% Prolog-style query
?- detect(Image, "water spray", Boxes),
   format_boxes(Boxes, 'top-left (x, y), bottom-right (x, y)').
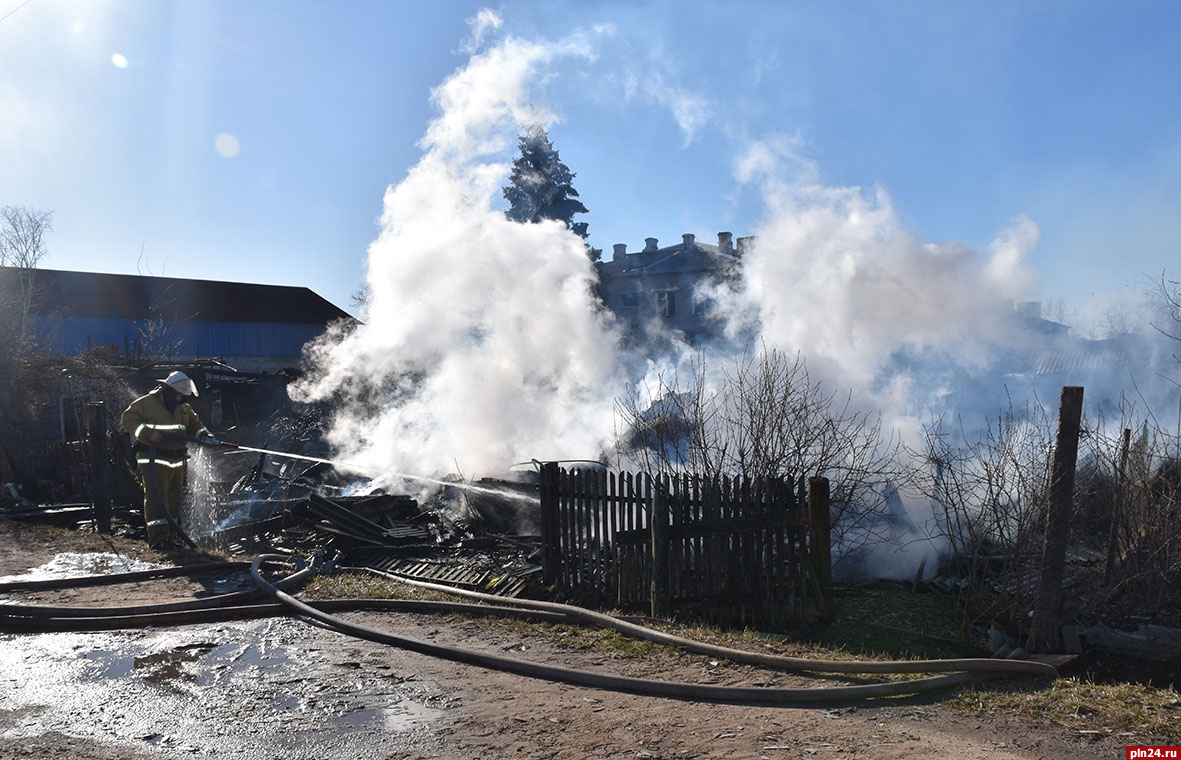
top-left (207, 439), bottom-right (539, 503)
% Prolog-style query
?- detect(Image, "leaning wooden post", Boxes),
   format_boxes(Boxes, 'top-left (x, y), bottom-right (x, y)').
top-left (649, 475), bottom-right (671, 619)
top-left (539, 461), bottom-right (560, 587)
top-left (87, 402), bottom-right (112, 534)
top-left (1029, 385), bottom-right (1084, 652)
top-left (808, 476), bottom-right (833, 621)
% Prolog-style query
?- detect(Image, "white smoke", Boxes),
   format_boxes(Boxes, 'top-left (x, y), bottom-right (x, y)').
top-left (291, 19), bottom-right (625, 483)
top-left (292, 18), bottom-right (1045, 485)
top-left (708, 137), bottom-right (1042, 425)
top-left (292, 13), bottom-right (1179, 523)
top-left (697, 140), bottom-right (1050, 581)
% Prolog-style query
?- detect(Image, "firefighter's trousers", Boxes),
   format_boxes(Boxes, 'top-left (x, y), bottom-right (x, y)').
top-left (139, 460), bottom-right (185, 546)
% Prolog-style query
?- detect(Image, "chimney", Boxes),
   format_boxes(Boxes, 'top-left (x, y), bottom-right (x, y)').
top-left (736, 236), bottom-right (756, 256)
top-left (612, 243), bottom-right (627, 260)
top-left (717, 231), bottom-right (733, 254)
top-left (682, 233), bottom-right (696, 249)
top-left (644, 237), bottom-right (659, 253)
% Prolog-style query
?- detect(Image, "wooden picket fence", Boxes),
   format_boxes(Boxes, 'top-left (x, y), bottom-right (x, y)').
top-left (538, 463), bottom-right (831, 629)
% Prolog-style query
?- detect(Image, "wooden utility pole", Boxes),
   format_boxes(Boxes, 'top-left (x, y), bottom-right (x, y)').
top-left (1028, 386), bottom-right (1084, 652)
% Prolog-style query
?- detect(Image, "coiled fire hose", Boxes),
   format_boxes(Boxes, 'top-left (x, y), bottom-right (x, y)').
top-left (0, 553), bottom-right (1059, 704)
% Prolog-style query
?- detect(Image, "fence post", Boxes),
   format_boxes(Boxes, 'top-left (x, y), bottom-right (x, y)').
top-left (539, 461), bottom-right (560, 587)
top-left (1104, 427), bottom-right (1132, 586)
top-left (87, 402), bottom-right (112, 534)
top-left (808, 476), bottom-right (833, 621)
top-left (1029, 385), bottom-right (1084, 652)
top-left (650, 475), bottom-right (670, 619)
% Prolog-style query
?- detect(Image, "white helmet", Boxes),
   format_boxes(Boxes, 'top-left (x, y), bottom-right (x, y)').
top-left (159, 370), bottom-right (199, 397)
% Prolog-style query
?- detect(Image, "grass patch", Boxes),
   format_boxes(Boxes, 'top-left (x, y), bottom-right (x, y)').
top-left (299, 569), bottom-right (1179, 736)
top-left (948, 677), bottom-right (1181, 740)
top-left (659, 619), bottom-right (867, 661)
top-left (304, 570), bottom-right (453, 602)
top-left (521, 621), bottom-right (665, 657)
top-left (786, 581), bottom-right (975, 660)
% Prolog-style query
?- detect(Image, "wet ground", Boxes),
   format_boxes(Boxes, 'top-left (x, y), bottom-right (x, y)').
top-left (0, 547), bottom-right (453, 759)
top-left (2, 616), bottom-right (448, 758)
top-left (0, 521), bottom-right (1164, 759)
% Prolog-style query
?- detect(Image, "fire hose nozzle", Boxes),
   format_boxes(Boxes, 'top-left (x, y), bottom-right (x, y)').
top-left (198, 436), bottom-right (237, 449)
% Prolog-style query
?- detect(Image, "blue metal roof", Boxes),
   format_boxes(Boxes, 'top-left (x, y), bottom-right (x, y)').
top-left (4, 267), bottom-right (351, 324)
top-left (4, 266), bottom-right (354, 360)
top-left (30, 315), bottom-right (332, 358)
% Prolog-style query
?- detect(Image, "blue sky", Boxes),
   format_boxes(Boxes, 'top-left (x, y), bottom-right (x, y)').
top-left (3, 0), bottom-right (1179, 323)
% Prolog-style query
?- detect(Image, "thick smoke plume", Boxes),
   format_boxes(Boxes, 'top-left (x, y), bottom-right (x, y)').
top-left (710, 139), bottom-right (1043, 428)
top-left (291, 27), bottom-right (626, 483)
top-left (293, 13), bottom-right (1178, 535)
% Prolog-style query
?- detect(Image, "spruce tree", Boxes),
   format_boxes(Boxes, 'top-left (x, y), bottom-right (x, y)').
top-left (503, 126), bottom-right (599, 261)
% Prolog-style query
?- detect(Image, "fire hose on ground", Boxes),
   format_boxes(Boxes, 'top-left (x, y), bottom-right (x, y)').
top-left (348, 564), bottom-right (1058, 677)
top-left (0, 552), bottom-right (1060, 705)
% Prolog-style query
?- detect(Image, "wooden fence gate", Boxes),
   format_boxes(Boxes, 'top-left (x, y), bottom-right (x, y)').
top-left (539, 463), bottom-right (830, 629)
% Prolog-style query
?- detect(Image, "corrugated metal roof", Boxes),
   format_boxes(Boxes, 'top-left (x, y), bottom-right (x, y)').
top-left (2, 267), bottom-right (352, 325)
top-left (1004, 334), bottom-right (1132, 377)
top-left (1031, 347), bottom-right (1125, 375)
top-left (32, 315), bottom-right (331, 358)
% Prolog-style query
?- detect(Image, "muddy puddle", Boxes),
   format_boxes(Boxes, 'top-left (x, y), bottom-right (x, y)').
top-left (0, 552), bottom-right (161, 584)
top-left (0, 555), bottom-right (451, 758)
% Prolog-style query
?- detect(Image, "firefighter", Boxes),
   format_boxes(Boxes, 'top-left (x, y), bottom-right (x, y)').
top-left (121, 370), bottom-right (218, 548)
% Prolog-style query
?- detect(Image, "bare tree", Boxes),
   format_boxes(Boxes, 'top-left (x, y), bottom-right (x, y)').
top-left (0, 205), bottom-right (53, 269)
top-left (1079, 398), bottom-right (1181, 612)
top-left (1044, 297), bottom-right (1068, 325)
top-left (616, 348), bottom-right (910, 566)
top-left (0, 206), bottom-right (53, 345)
top-left (921, 401), bottom-right (1056, 640)
top-left (1154, 271), bottom-right (1181, 350)
top-left (715, 350), bottom-right (909, 567)
top-left (0, 206), bottom-right (53, 486)
top-left (350, 282), bottom-right (370, 316)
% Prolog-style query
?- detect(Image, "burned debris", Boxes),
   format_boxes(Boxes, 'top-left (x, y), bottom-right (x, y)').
top-left (196, 445), bottom-right (544, 599)
top-left (0, 357), bottom-right (545, 599)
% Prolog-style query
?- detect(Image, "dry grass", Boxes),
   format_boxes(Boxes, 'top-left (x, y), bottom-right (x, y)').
top-left (305, 573), bottom-right (1181, 738)
top-left (948, 677), bottom-right (1181, 740)
top-left (303, 569), bottom-right (454, 602)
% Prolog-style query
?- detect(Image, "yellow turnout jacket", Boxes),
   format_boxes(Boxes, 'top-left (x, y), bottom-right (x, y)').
top-left (121, 389), bottom-right (211, 469)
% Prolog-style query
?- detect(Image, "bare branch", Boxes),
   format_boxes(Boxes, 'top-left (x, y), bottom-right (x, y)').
top-left (0, 205), bottom-right (53, 269)
top-left (616, 347), bottom-right (910, 565)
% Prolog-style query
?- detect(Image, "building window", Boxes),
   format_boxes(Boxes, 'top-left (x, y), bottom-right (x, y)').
top-left (655, 290), bottom-right (676, 318)
top-left (692, 294), bottom-right (714, 316)
top-left (617, 292), bottom-right (640, 310)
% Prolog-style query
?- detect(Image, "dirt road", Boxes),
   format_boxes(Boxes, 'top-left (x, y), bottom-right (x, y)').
top-left (0, 519), bottom-right (1148, 759)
